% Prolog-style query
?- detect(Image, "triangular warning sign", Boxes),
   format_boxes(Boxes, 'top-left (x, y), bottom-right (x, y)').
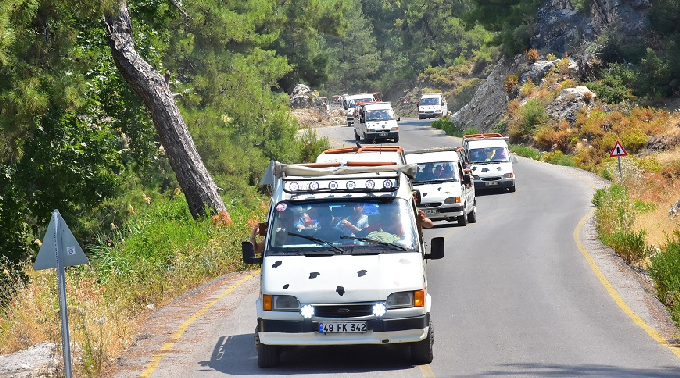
top-left (34, 210), bottom-right (89, 271)
top-left (610, 141), bottom-right (628, 157)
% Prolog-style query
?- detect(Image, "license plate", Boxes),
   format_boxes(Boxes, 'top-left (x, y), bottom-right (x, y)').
top-left (319, 322), bottom-right (367, 333)
top-left (485, 181), bottom-right (498, 186)
top-left (379, 132), bottom-right (388, 137)
top-left (425, 209), bottom-right (437, 215)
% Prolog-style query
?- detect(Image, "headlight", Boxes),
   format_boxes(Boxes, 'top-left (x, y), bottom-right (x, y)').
top-left (263, 294), bottom-right (300, 311)
top-left (503, 172), bottom-right (514, 179)
top-left (386, 291), bottom-right (414, 308)
top-left (444, 197), bottom-right (461, 204)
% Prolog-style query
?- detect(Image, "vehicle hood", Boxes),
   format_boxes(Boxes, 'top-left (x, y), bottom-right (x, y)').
top-left (261, 253), bottom-right (424, 303)
top-left (413, 182), bottom-right (460, 203)
top-left (471, 161), bottom-right (512, 177)
top-left (365, 120), bottom-right (397, 130)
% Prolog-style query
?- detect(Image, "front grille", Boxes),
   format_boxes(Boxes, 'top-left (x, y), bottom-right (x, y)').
top-left (481, 177), bottom-right (501, 181)
top-left (314, 304), bottom-right (373, 318)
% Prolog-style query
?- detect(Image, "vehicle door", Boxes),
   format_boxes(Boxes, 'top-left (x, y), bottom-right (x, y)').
top-left (458, 162), bottom-right (473, 211)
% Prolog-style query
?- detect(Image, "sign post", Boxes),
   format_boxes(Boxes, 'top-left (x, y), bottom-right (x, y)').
top-left (34, 210), bottom-right (89, 378)
top-left (609, 141), bottom-right (628, 180)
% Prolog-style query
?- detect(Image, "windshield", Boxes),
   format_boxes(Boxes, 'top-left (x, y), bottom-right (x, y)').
top-left (266, 199), bottom-right (418, 255)
top-left (468, 147), bottom-right (510, 163)
top-left (420, 97), bottom-right (440, 105)
top-left (413, 161), bottom-right (459, 183)
top-left (366, 108), bottom-right (395, 121)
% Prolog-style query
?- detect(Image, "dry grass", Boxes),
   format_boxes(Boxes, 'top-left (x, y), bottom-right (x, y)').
top-left (291, 108), bottom-right (346, 128)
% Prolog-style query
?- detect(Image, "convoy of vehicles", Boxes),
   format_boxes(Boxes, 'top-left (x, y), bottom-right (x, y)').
top-left (353, 101), bottom-right (400, 143)
top-left (341, 93), bottom-right (378, 127)
top-left (243, 160), bottom-right (444, 368)
top-left (405, 147), bottom-right (477, 225)
top-left (462, 133), bottom-right (517, 192)
top-left (417, 93), bottom-right (448, 120)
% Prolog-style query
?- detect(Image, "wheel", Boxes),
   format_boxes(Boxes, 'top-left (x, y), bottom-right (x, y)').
top-left (411, 321), bottom-right (434, 365)
top-left (509, 185), bottom-right (516, 193)
top-left (255, 326), bottom-right (280, 368)
top-left (394, 135), bottom-right (399, 143)
top-left (457, 212), bottom-right (468, 226)
top-left (355, 130), bottom-right (360, 141)
top-left (467, 205), bottom-right (477, 223)
top-left (418, 115), bottom-right (423, 120)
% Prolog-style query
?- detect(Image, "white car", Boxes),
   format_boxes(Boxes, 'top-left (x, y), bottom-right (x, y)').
top-left (405, 147), bottom-right (477, 225)
top-left (341, 93), bottom-right (377, 126)
top-left (354, 102), bottom-right (400, 143)
top-left (463, 133), bottom-right (517, 192)
top-left (418, 93), bottom-right (448, 120)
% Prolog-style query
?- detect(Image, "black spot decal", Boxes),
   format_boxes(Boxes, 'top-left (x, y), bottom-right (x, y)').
top-left (336, 286), bottom-right (345, 296)
top-left (272, 261), bottom-right (282, 268)
top-left (283, 284), bottom-right (289, 289)
top-left (309, 272), bottom-right (320, 279)
top-left (357, 270), bottom-right (367, 277)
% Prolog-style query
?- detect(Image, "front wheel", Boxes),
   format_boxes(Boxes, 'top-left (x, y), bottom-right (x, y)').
top-left (355, 130), bottom-right (360, 141)
top-left (467, 205), bottom-right (477, 223)
top-left (457, 212), bottom-right (468, 226)
top-left (411, 321), bottom-right (434, 365)
top-left (255, 326), bottom-right (280, 368)
top-left (394, 135), bottom-right (399, 143)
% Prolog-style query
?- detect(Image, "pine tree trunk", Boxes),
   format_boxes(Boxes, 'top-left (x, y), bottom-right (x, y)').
top-left (104, 1), bottom-right (229, 221)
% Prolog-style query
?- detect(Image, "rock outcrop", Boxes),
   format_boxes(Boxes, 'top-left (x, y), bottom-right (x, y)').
top-left (289, 84), bottom-right (328, 115)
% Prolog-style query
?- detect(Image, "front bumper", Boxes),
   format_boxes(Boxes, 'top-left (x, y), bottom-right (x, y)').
top-left (364, 131), bottom-right (398, 141)
top-left (418, 203), bottom-right (464, 220)
top-left (257, 313), bottom-right (429, 346)
top-left (418, 112), bottom-right (441, 119)
top-left (473, 177), bottom-right (515, 190)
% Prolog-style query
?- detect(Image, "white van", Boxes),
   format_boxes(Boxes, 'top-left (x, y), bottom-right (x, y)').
top-left (341, 93), bottom-right (378, 126)
top-left (418, 93), bottom-right (448, 119)
top-left (405, 147), bottom-right (477, 225)
top-left (243, 161), bottom-right (444, 368)
top-left (354, 101), bottom-right (400, 143)
top-left (462, 133), bottom-right (517, 192)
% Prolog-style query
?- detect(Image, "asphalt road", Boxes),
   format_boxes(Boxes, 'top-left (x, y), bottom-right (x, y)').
top-left (113, 118), bottom-right (680, 377)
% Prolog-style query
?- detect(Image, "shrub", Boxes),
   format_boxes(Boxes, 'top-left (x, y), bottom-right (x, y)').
top-left (510, 144), bottom-right (541, 160)
top-left (649, 231), bottom-right (680, 325)
top-left (520, 99), bottom-right (549, 134)
top-left (541, 150), bottom-right (575, 166)
top-left (602, 230), bottom-right (649, 266)
top-left (431, 118), bottom-right (465, 137)
top-left (526, 49), bottom-right (539, 63)
top-left (504, 74), bottom-right (519, 93)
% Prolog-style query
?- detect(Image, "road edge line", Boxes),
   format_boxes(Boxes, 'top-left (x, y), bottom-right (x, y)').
top-left (139, 269), bottom-right (261, 377)
top-left (574, 209), bottom-right (680, 358)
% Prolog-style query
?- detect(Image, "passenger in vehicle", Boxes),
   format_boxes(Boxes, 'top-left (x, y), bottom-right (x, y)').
top-left (338, 204), bottom-right (369, 236)
top-left (420, 163), bottom-right (437, 181)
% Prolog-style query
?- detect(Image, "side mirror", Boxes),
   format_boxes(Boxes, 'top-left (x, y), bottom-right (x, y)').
top-left (426, 237), bottom-right (444, 260)
top-left (242, 241), bottom-right (263, 265)
top-left (413, 189), bottom-right (422, 206)
top-left (397, 116), bottom-right (401, 122)
top-left (511, 156), bottom-right (518, 164)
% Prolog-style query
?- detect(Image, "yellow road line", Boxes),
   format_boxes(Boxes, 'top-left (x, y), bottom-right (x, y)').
top-left (139, 270), bottom-right (260, 377)
top-left (419, 364), bottom-right (436, 377)
top-left (574, 210), bottom-right (680, 358)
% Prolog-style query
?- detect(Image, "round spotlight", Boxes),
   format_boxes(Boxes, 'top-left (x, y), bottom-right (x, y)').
top-left (301, 304), bottom-right (315, 319)
top-left (329, 181), bottom-right (338, 190)
top-left (346, 181), bottom-right (356, 190)
top-left (309, 181), bottom-right (320, 191)
top-left (365, 180), bottom-right (375, 189)
top-left (372, 303), bottom-right (387, 317)
top-left (289, 182), bottom-right (299, 191)
top-left (382, 180), bottom-right (393, 189)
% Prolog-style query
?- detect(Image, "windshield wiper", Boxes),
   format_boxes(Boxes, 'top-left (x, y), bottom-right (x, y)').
top-left (340, 236), bottom-right (407, 251)
top-left (287, 232), bottom-right (345, 254)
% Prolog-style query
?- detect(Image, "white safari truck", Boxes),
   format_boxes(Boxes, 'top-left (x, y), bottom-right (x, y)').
top-left (417, 93), bottom-right (448, 119)
top-left (341, 93), bottom-right (378, 127)
top-left (315, 145), bottom-right (407, 165)
top-left (405, 147), bottom-right (477, 225)
top-left (353, 101), bottom-right (400, 143)
top-left (242, 161), bottom-right (444, 367)
top-left (463, 133), bottom-right (517, 192)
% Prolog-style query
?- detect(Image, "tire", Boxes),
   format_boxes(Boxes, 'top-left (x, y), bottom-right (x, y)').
top-left (255, 326), bottom-right (280, 368)
top-left (467, 205), bottom-right (477, 223)
top-left (509, 184), bottom-right (516, 193)
top-left (355, 130), bottom-right (360, 141)
top-left (394, 135), bottom-right (399, 143)
top-left (411, 321), bottom-right (434, 365)
top-left (418, 115), bottom-right (423, 120)
top-left (457, 211), bottom-right (468, 226)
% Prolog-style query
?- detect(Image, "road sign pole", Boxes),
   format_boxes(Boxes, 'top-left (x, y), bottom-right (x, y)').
top-left (618, 156), bottom-right (622, 181)
top-left (54, 211), bottom-right (73, 378)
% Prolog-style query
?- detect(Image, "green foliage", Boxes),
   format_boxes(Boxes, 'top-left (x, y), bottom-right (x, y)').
top-left (431, 118), bottom-right (465, 137)
top-left (466, 0), bottom-right (541, 55)
top-left (585, 64), bottom-right (636, 104)
top-left (519, 99), bottom-right (548, 134)
top-left (509, 144), bottom-right (541, 160)
top-left (602, 230), bottom-right (649, 265)
top-left (571, 0), bottom-right (592, 12)
top-left (649, 231), bottom-right (680, 325)
top-left (298, 128), bottom-right (331, 163)
top-left (541, 150), bottom-right (574, 167)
